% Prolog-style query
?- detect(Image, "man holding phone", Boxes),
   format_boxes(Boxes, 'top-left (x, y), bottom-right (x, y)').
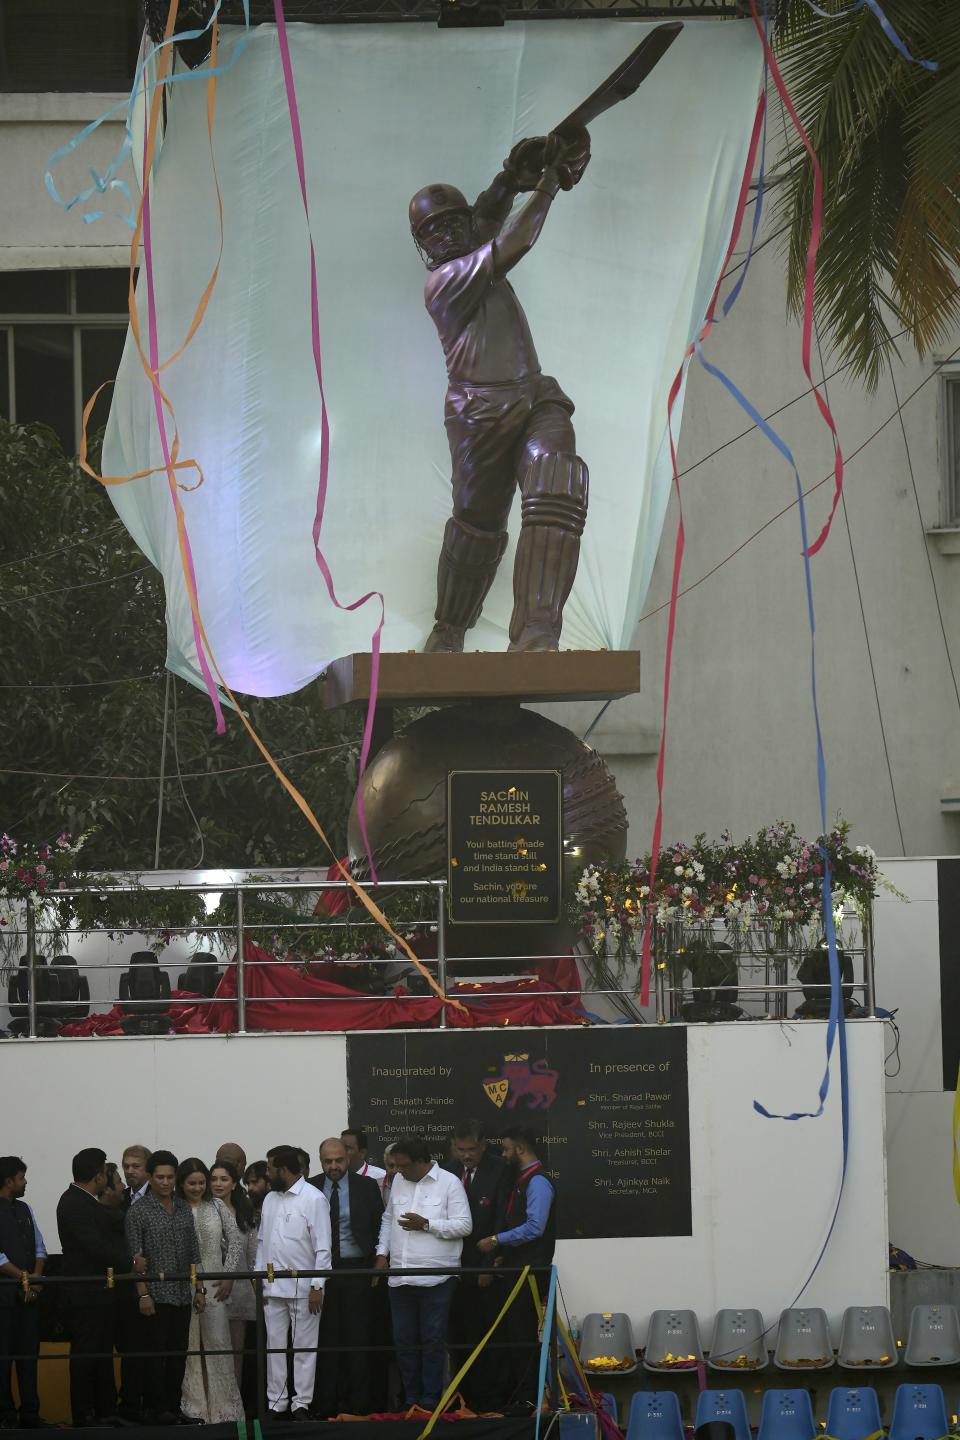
top-left (374, 1137), bottom-right (471, 1413)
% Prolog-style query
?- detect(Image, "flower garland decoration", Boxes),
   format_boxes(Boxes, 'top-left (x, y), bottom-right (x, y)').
top-left (571, 818), bottom-right (897, 958)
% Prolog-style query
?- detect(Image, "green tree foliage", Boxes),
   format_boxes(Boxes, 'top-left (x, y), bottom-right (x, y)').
top-left (0, 420), bottom-right (361, 870)
top-left (774, 0), bottom-right (960, 389)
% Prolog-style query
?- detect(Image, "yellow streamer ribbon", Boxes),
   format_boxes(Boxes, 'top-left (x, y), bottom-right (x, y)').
top-left (417, 1266), bottom-right (531, 1440)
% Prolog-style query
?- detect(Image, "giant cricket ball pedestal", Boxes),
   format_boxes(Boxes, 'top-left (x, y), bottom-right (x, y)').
top-left (323, 650), bottom-right (639, 968)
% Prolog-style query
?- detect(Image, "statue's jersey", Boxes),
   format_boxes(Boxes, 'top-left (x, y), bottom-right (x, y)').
top-left (424, 240), bottom-right (540, 386)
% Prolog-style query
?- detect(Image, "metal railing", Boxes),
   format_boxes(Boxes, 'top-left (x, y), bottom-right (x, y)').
top-left (2, 877), bottom-right (878, 1038)
top-left (0, 1262), bottom-right (557, 1425)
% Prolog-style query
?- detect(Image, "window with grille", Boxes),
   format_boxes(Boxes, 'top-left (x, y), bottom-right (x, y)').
top-left (0, 269), bottom-right (130, 455)
top-left (0, 0), bottom-right (140, 92)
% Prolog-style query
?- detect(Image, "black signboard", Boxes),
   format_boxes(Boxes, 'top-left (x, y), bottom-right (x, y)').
top-left (347, 1027), bottom-right (691, 1239)
top-left (447, 769), bottom-right (563, 925)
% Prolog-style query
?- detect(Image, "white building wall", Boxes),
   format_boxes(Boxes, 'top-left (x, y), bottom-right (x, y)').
top-left (586, 222), bottom-right (960, 861)
top-left (0, 93), bottom-right (135, 269)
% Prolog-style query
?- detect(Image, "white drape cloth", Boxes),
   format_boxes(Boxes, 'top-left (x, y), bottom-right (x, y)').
top-left (104, 21), bottom-right (762, 697)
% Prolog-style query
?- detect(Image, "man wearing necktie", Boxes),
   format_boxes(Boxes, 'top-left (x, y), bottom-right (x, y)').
top-left (308, 1138), bottom-right (383, 1416)
top-left (443, 1121), bottom-right (510, 1409)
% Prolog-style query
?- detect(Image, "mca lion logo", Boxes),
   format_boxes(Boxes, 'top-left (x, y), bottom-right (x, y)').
top-left (482, 1052), bottom-right (558, 1111)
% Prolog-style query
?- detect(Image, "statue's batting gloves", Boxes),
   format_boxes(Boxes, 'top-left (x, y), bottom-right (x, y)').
top-left (503, 136), bottom-right (548, 192)
top-left (553, 127), bottom-right (591, 191)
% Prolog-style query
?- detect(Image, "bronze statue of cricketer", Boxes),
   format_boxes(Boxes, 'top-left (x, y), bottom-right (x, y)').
top-left (410, 24), bottom-right (682, 654)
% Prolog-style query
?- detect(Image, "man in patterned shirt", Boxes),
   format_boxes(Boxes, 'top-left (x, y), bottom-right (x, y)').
top-left (125, 1151), bottom-right (205, 1425)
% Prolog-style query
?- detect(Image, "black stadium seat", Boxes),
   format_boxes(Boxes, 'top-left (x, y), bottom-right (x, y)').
top-left (6, 955), bottom-right (61, 1037)
top-left (118, 951), bottom-right (172, 1034)
top-left (49, 953), bottom-right (90, 1024)
top-left (177, 950), bottom-right (221, 997)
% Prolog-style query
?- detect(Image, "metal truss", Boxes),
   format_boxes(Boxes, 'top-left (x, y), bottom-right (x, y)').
top-left (145, 0), bottom-right (745, 38)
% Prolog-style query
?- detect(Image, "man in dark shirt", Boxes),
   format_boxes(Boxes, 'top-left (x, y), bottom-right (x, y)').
top-left (478, 1125), bottom-right (556, 1408)
top-left (444, 1120), bottom-right (510, 1409)
top-left (409, 131), bottom-right (591, 655)
top-left (115, 1145), bottom-right (151, 1420)
top-left (0, 1155), bottom-right (47, 1429)
top-left (56, 1147), bottom-right (131, 1426)
top-left (309, 1138), bottom-right (383, 1416)
top-left (124, 1150), bottom-right (205, 1425)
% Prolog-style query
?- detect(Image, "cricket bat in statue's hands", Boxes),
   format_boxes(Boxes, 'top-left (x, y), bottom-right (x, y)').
top-left (554, 21), bottom-right (683, 138)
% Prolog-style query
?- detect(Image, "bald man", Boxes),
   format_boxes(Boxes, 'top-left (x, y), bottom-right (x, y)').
top-left (215, 1143), bottom-right (247, 1176)
top-left (308, 1139), bottom-right (383, 1416)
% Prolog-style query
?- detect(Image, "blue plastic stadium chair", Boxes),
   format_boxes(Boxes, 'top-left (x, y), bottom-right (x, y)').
top-left (825, 1387), bottom-right (883, 1440)
top-left (695, 1389), bottom-right (752, 1440)
top-left (888, 1384), bottom-right (949, 1440)
top-left (757, 1389), bottom-right (817, 1440)
top-left (627, 1391), bottom-right (685, 1440)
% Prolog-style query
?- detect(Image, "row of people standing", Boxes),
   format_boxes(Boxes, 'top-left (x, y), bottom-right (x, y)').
top-left (2, 1121), bottom-right (555, 1428)
top-left (257, 1121), bottom-right (556, 1419)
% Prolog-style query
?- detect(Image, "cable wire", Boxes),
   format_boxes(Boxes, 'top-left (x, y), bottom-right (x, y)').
top-left (0, 740), bottom-right (353, 784)
top-left (172, 675), bottom-right (206, 869)
top-left (815, 323), bottom-right (906, 855)
top-left (0, 564), bottom-right (152, 607)
top-left (637, 341), bottom-right (960, 626)
top-left (0, 674), bottom-right (155, 690)
top-left (0, 520), bottom-right (123, 572)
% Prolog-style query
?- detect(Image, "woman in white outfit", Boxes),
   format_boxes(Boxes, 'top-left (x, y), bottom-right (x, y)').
top-left (177, 1158), bottom-right (244, 1423)
top-left (210, 1161), bottom-right (258, 1383)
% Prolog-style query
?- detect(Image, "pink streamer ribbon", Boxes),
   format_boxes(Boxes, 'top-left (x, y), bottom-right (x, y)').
top-left (273, 0), bottom-right (384, 881)
top-left (748, 0), bottom-right (843, 557)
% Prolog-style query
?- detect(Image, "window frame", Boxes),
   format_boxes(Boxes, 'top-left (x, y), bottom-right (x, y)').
top-left (0, 269), bottom-right (129, 452)
top-left (939, 365), bottom-right (960, 529)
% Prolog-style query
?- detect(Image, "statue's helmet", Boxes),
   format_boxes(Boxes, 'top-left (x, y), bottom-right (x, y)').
top-left (408, 183), bottom-right (471, 238)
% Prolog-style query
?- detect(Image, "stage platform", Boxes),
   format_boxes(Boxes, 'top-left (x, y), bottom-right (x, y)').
top-left (46, 1422), bottom-right (537, 1440)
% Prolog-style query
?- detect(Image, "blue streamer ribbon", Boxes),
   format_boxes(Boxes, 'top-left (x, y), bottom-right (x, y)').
top-left (802, 0), bottom-right (938, 72)
top-left (44, 0), bottom-right (251, 229)
top-left (533, 1265), bottom-right (558, 1440)
top-left (692, 337), bottom-right (849, 1140)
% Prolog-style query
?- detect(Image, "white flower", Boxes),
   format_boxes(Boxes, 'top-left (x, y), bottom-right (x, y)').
top-left (692, 861), bottom-right (705, 881)
top-left (682, 886), bottom-right (693, 897)
top-left (674, 866), bottom-right (684, 876)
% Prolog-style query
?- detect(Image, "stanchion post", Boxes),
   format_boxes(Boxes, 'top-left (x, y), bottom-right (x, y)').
top-left (26, 905), bottom-right (37, 1039)
top-left (236, 887), bottom-right (247, 1033)
top-left (864, 897), bottom-right (876, 1018)
top-left (549, 1273), bottom-right (559, 1409)
top-left (655, 963), bottom-right (666, 1025)
top-left (437, 882), bottom-right (448, 1029)
top-left (255, 1274), bottom-right (266, 1426)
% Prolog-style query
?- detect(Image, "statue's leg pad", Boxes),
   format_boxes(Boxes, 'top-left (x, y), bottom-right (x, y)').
top-left (509, 452), bottom-right (588, 652)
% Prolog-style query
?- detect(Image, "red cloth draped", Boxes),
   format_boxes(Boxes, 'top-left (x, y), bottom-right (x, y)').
top-left (57, 942), bottom-right (586, 1036)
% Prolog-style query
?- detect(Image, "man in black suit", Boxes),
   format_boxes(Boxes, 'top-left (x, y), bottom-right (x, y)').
top-left (115, 1145), bottom-right (151, 1421)
top-left (56, 1148), bottom-right (132, 1427)
top-left (309, 1137), bottom-right (383, 1416)
top-left (444, 1119), bottom-right (510, 1410)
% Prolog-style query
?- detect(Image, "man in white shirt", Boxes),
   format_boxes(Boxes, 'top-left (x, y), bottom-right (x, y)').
top-left (374, 1136), bottom-right (471, 1411)
top-left (341, 1128), bottom-right (386, 1185)
top-left (257, 1145), bottom-right (332, 1418)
